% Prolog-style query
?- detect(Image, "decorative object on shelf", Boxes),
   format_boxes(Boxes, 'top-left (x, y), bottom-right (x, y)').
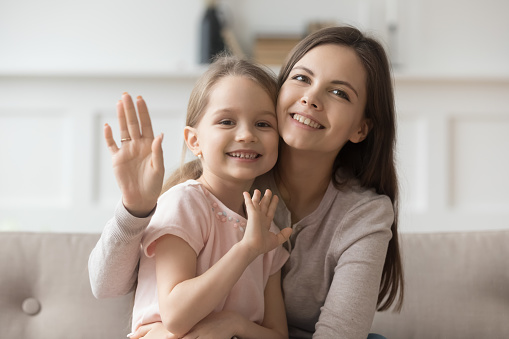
top-left (200, 0), bottom-right (226, 64)
top-left (253, 34), bottom-right (302, 66)
top-left (307, 21), bottom-right (337, 34)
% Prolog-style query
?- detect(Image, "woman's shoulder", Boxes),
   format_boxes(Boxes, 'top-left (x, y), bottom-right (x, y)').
top-left (329, 173), bottom-right (393, 220)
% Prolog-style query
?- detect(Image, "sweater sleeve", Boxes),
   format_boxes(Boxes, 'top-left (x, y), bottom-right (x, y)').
top-left (88, 199), bottom-right (154, 299)
top-left (313, 195), bottom-right (393, 339)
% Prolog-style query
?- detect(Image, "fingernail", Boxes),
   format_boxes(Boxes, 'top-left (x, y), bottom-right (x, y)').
top-left (137, 95), bottom-right (143, 100)
top-left (123, 92), bottom-right (128, 95)
top-left (126, 332), bottom-right (134, 338)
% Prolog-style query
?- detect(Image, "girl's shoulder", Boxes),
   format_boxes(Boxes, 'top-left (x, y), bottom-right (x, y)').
top-left (157, 179), bottom-right (210, 209)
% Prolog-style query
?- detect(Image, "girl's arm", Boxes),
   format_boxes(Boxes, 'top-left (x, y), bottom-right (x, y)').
top-left (155, 190), bottom-right (291, 337)
top-left (233, 271), bottom-right (289, 339)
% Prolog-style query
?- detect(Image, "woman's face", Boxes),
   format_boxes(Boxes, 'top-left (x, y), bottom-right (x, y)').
top-left (277, 44), bottom-right (370, 157)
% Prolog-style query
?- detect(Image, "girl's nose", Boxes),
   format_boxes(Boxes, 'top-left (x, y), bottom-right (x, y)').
top-left (235, 125), bottom-right (257, 143)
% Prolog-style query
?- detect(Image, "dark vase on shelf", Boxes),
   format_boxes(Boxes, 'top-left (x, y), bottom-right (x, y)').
top-left (199, 1), bottom-right (226, 64)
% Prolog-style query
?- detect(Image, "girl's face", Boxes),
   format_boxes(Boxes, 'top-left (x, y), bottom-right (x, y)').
top-left (187, 76), bottom-right (278, 185)
top-left (277, 44), bottom-right (370, 157)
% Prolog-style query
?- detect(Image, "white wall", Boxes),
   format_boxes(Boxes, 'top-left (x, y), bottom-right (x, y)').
top-left (2, 0), bottom-right (508, 75)
top-left (1, 0), bottom-right (508, 233)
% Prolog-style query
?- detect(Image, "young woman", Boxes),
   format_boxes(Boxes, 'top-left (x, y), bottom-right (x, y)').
top-left (89, 25), bottom-right (403, 339)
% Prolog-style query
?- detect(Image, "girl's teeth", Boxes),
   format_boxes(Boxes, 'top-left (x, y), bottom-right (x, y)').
top-left (230, 152), bottom-right (257, 159)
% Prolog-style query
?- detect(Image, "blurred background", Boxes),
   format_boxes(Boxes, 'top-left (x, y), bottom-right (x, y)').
top-left (1, 0), bottom-right (508, 233)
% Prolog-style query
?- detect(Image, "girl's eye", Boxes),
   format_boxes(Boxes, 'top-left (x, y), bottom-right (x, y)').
top-left (332, 89), bottom-right (350, 101)
top-left (256, 122), bottom-right (272, 128)
top-left (218, 119), bottom-right (235, 126)
top-left (291, 74), bottom-right (310, 83)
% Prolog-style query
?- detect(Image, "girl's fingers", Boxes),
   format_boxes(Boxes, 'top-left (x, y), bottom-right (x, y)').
top-left (243, 191), bottom-right (253, 210)
top-left (251, 189), bottom-right (261, 205)
top-left (276, 228), bottom-right (293, 245)
top-left (137, 95), bottom-right (155, 139)
top-left (104, 123), bottom-right (119, 155)
top-left (122, 92), bottom-right (141, 140)
top-left (259, 189), bottom-right (272, 209)
top-left (266, 194), bottom-right (279, 220)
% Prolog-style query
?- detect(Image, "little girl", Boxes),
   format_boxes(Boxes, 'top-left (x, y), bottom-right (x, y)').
top-left (111, 56), bottom-right (292, 339)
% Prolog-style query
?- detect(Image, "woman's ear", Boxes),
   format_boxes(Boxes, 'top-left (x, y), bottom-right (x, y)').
top-left (349, 118), bottom-right (372, 144)
top-left (184, 126), bottom-right (201, 156)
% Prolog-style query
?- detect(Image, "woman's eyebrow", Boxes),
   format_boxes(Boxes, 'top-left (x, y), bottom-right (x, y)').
top-left (292, 65), bottom-right (359, 98)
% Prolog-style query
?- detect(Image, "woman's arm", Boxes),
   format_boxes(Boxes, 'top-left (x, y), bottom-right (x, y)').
top-left (88, 201), bottom-right (152, 298)
top-left (88, 93), bottom-right (165, 298)
top-left (154, 190), bottom-right (291, 337)
top-left (313, 197), bottom-right (393, 339)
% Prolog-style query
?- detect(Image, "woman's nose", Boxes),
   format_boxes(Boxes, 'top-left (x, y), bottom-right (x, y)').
top-left (300, 97), bottom-right (318, 108)
top-left (300, 93), bottom-right (321, 109)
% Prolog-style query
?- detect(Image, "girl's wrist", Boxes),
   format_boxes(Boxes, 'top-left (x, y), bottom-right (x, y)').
top-left (235, 240), bottom-right (261, 263)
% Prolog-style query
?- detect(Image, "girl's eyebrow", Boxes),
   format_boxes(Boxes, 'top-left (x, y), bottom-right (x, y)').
top-left (291, 65), bottom-right (359, 98)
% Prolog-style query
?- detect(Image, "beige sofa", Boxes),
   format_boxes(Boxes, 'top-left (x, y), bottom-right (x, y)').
top-left (1, 230), bottom-right (508, 338)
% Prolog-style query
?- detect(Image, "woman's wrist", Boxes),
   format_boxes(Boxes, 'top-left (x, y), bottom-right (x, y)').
top-left (122, 199), bottom-right (157, 219)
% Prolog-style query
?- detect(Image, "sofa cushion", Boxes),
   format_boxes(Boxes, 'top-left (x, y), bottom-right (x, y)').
top-left (371, 230), bottom-right (509, 339)
top-left (0, 232), bottom-right (133, 338)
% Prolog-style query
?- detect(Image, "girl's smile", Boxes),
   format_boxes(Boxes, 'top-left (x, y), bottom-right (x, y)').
top-left (186, 75), bottom-right (279, 191)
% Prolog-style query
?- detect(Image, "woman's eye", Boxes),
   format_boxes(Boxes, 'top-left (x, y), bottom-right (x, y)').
top-left (292, 74), bottom-right (310, 83)
top-left (332, 89), bottom-right (350, 101)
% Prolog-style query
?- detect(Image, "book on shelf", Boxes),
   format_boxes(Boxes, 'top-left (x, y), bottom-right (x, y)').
top-left (253, 34), bottom-right (302, 66)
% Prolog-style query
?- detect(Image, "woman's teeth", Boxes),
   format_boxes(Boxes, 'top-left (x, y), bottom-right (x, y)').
top-left (292, 113), bottom-right (322, 129)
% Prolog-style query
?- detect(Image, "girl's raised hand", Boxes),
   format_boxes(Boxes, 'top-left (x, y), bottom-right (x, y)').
top-left (104, 93), bottom-right (165, 217)
top-left (242, 189), bottom-right (292, 257)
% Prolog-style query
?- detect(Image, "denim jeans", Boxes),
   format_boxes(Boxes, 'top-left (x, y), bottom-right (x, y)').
top-left (367, 334), bottom-right (387, 339)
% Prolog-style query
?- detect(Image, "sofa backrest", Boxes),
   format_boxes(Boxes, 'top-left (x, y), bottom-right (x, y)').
top-left (371, 229), bottom-right (509, 339)
top-left (2, 230), bottom-right (508, 338)
top-left (0, 232), bottom-right (133, 338)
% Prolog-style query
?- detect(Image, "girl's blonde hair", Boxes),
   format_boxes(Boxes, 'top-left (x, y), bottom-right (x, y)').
top-left (161, 54), bottom-right (278, 194)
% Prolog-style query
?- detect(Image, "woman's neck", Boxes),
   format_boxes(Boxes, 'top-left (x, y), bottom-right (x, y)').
top-left (275, 144), bottom-right (335, 224)
top-left (197, 174), bottom-right (253, 218)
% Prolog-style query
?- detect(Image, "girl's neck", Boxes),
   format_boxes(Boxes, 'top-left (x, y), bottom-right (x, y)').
top-left (197, 174), bottom-right (253, 218)
top-left (275, 143), bottom-right (335, 223)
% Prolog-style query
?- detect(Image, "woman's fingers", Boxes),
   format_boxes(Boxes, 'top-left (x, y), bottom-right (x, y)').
top-left (137, 95), bottom-right (155, 139)
top-left (116, 99), bottom-right (130, 141)
top-left (104, 123), bottom-right (119, 155)
top-left (121, 92), bottom-right (142, 140)
top-left (152, 133), bottom-right (165, 173)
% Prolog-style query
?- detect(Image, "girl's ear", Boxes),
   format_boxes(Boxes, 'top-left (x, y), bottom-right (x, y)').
top-left (184, 126), bottom-right (201, 156)
top-left (349, 118), bottom-right (372, 144)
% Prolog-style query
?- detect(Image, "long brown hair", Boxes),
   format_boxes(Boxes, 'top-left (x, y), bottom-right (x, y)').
top-left (161, 54), bottom-right (278, 194)
top-left (278, 26), bottom-right (404, 312)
